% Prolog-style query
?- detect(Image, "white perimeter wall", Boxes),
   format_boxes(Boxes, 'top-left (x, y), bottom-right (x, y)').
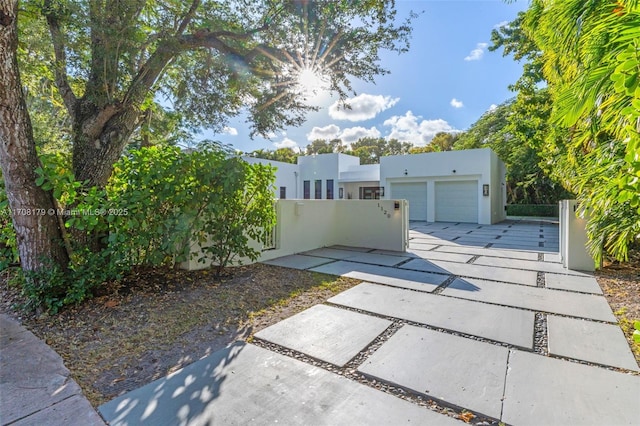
top-left (380, 148), bottom-right (505, 224)
top-left (183, 199), bottom-right (409, 270)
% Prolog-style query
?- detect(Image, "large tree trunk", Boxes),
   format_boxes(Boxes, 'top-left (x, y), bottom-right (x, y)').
top-left (0, 0), bottom-right (69, 272)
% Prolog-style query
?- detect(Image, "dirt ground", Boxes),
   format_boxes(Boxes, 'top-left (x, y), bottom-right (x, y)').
top-left (1, 258), bottom-right (639, 408)
top-left (0, 264), bottom-right (360, 406)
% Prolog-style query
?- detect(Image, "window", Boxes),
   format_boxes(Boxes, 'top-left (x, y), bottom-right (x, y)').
top-left (303, 180), bottom-right (310, 199)
top-left (326, 179), bottom-right (334, 199)
top-left (359, 186), bottom-right (384, 200)
top-left (280, 186), bottom-right (286, 199)
top-left (339, 188), bottom-right (344, 199)
top-left (315, 180), bottom-right (322, 199)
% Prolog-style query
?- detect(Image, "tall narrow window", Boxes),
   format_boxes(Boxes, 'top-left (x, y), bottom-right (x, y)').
top-left (326, 179), bottom-right (334, 199)
top-left (280, 186), bottom-right (286, 199)
top-left (315, 180), bottom-right (322, 199)
top-left (303, 180), bottom-right (310, 199)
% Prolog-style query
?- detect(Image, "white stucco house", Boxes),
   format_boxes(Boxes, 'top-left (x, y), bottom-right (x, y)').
top-left (243, 148), bottom-right (506, 225)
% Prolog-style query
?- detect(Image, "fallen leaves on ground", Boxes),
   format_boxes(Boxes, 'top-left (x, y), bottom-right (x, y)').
top-left (597, 256), bottom-right (640, 365)
top-left (0, 263), bottom-right (359, 407)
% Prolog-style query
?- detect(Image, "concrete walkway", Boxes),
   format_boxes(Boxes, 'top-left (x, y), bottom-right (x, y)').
top-left (98, 219), bottom-right (639, 425)
top-left (0, 314), bottom-right (104, 426)
top-left (5, 219), bottom-right (640, 425)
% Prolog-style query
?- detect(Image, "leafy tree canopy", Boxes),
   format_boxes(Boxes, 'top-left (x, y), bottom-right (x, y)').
top-left (18, 0), bottom-right (415, 187)
top-left (497, 0), bottom-right (640, 262)
top-left (247, 147), bottom-right (299, 164)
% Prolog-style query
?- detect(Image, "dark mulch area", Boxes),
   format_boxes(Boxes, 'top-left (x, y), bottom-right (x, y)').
top-left (0, 263), bottom-right (360, 406)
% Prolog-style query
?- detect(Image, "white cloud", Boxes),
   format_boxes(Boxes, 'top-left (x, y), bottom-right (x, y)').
top-left (464, 42), bottom-right (489, 61)
top-left (273, 138), bottom-right (300, 152)
top-left (488, 104), bottom-right (498, 112)
top-left (340, 126), bottom-right (381, 144)
top-left (329, 94), bottom-right (399, 122)
top-left (306, 124), bottom-right (341, 141)
top-left (223, 126), bottom-right (238, 136)
top-left (450, 98), bottom-right (464, 108)
top-left (383, 111), bottom-right (457, 145)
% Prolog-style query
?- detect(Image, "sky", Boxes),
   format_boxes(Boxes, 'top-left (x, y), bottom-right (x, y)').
top-left (202, 0), bottom-right (529, 153)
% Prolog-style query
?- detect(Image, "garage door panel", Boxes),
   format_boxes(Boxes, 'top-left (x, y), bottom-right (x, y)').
top-left (393, 183), bottom-right (427, 221)
top-left (435, 181), bottom-right (478, 223)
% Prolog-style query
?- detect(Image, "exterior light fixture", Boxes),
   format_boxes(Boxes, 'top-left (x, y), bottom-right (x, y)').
top-left (452, 169), bottom-right (457, 173)
top-left (404, 169), bottom-right (408, 176)
top-left (483, 184), bottom-right (490, 196)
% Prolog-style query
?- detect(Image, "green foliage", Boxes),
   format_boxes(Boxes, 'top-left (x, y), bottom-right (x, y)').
top-left (634, 321), bottom-right (640, 343)
top-left (409, 132), bottom-right (458, 154)
top-left (107, 144), bottom-right (276, 275)
top-left (509, 0), bottom-right (640, 262)
top-left (453, 99), bottom-right (572, 205)
top-left (506, 204), bottom-right (558, 218)
top-left (0, 175), bottom-right (18, 270)
top-left (346, 138), bottom-right (413, 164)
top-left (8, 144), bottom-right (276, 312)
top-left (306, 139), bottom-right (345, 155)
top-left (304, 137), bottom-right (413, 164)
top-left (248, 148), bottom-right (300, 164)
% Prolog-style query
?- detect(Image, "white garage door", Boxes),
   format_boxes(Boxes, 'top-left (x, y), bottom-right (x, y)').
top-left (392, 183), bottom-right (427, 221)
top-left (435, 181), bottom-right (478, 223)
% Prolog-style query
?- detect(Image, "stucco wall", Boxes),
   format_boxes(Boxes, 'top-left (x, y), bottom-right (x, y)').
top-left (298, 154), bottom-right (360, 199)
top-left (380, 148), bottom-right (505, 224)
top-left (183, 199), bottom-right (408, 270)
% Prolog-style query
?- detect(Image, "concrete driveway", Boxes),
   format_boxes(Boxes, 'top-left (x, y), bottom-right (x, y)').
top-left (99, 220), bottom-right (640, 425)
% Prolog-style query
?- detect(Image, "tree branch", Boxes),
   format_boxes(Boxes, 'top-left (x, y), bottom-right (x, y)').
top-left (43, 0), bottom-right (77, 119)
top-left (176, 0), bottom-right (201, 35)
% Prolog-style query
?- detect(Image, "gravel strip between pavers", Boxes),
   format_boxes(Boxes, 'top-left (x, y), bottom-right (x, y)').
top-left (251, 334), bottom-right (501, 426)
top-left (533, 312), bottom-right (548, 355)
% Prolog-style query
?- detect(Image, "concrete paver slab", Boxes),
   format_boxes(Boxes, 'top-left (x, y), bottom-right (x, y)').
top-left (502, 350), bottom-right (640, 425)
top-left (304, 248), bottom-right (409, 266)
top-left (490, 241), bottom-right (557, 251)
top-left (327, 245), bottom-right (373, 252)
top-left (11, 395), bottom-right (104, 426)
top-left (99, 342), bottom-right (462, 426)
top-left (400, 259), bottom-right (538, 286)
top-left (547, 315), bottom-right (639, 370)
top-left (451, 239), bottom-right (493, 247)
top-left (262, 254), bottom-right (335, 270)
top-left (433, 245), bottom-right (539, 261)
top-left (328, 283), bottom-right (534, 348)
top-left (358, 325), bottom-right (509, 419)
top-left (310, 261), bottom-right (446, 292)
top-left (406, 242), bottom-right (439, 251)
top-left (0, 314), bottom-right (104, 426)
top-left (303, 247), bottom-right (366, 260)
top-left (254, 304), bottom-right (391, 366)
top-left (443, 278), bottom-right (617, 322)
top-left (408, 249), bottom-right (474, 263)
top-left (371, 249), bottom-right (419, 258)
top-left (474, 256), bottom-right (589, 276)
top-left (544, 253), bottom-right (562, 263)
top-left (545, 273), bottom-right (603, 294)
top-left (342, 252), bottom-right (410, 266)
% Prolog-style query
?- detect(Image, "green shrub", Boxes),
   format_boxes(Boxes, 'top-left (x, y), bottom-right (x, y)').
top-left (6, 143), bottom-right (276, 312)
top-left (506, 204), bottom-right (559, 218)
